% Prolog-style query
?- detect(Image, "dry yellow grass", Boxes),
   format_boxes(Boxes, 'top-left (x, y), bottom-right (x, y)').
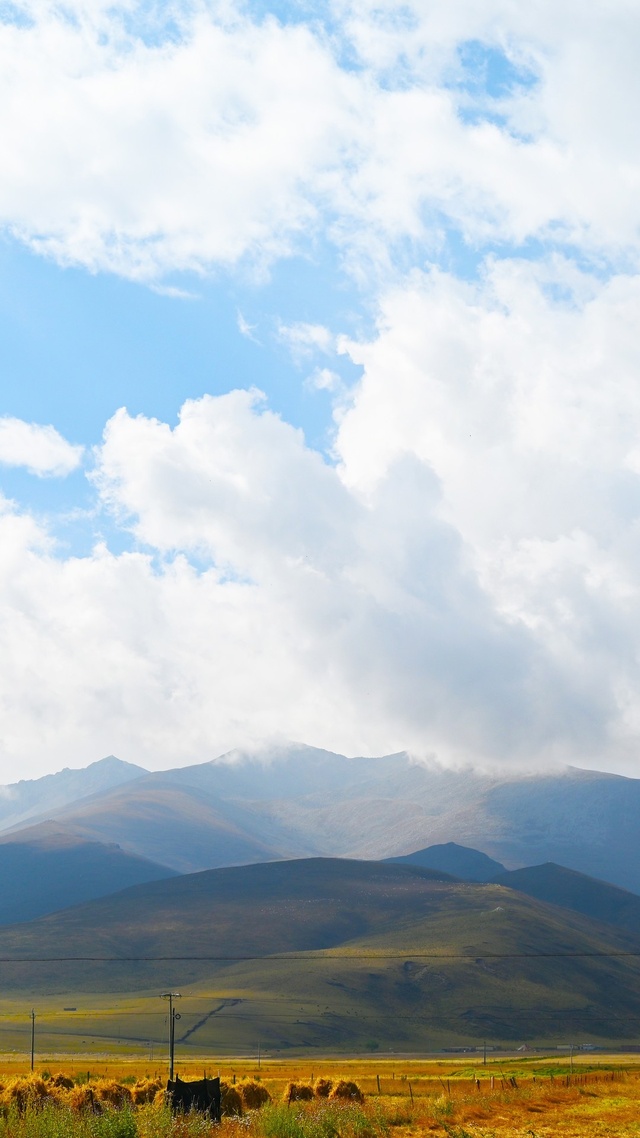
top-left (0, 1056), bottom-right (638, 1133)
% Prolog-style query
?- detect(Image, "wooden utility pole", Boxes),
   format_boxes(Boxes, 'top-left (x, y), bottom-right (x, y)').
top-left (160, 992), bottom-right (181, 1081)
top-left (30, 1009), bottom-right (35, 1071)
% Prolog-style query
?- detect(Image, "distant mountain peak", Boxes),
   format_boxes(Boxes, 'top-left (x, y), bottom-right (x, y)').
top-left (386, 842), bottom-right (507, 882)
top-left (0, 755), bottom-right (148, 836)
top-left (208, 741), bottom-right (346, 766)
top-left (88, 755), bottom-right (147, 773)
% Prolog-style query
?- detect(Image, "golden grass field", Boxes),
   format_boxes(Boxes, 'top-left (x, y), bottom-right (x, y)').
top-left (1, 1054), bottom-right (639, 1136)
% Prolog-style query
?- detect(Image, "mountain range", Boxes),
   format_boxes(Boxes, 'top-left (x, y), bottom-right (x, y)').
top-left (0, 746), bottom-right (639, 1050)
top-left (2, 744), bottom-right (639, 891)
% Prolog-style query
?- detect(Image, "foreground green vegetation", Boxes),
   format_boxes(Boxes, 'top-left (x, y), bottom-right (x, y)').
top-left (0, 1062), bottom-right (639, 1138)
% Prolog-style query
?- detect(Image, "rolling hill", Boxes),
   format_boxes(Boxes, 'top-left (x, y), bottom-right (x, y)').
top-left (1, 856), bottom-right (640, 1050)
top-left (492, 862), bottom-right (640, 938)
top-left (387, 842), bottom-right (506, 880)
top-left (0, 821), bottom-right (178, 924)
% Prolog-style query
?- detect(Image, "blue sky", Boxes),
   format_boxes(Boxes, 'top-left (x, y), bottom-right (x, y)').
top-left (1, 0), bottom-right (640, 779)
top-left (0, 235), bottom-right (363, 555)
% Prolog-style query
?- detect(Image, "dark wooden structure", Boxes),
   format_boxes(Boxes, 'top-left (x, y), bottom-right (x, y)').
top-left (166, 1075), bottom-right (221, 1121)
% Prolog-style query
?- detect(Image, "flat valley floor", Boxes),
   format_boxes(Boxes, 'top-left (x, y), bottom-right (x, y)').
top-left (1, 1054), bottom-right (639, 1136)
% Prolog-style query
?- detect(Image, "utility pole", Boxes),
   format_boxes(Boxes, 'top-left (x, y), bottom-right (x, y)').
top-left (30, 1009), bottom-right (35, 1072)
top-left (160, 993), bottom-right (181, 1081)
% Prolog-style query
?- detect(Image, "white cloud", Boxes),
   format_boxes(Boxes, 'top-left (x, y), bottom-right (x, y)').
top-left (85, 387), bottom-right (612, 771)
top-left (0, 417), bottom-right (83, 477)
top-left (0, 4), bottom-right (358, 279)
top-left (279, 322), bottom-right (336, 361)
top-left (329, 258), bottom-right (640, 766)
top-left (0, 0), bottom-right (639, 278)
top-left (237, 311), bottom-right (260, 342)
top-left (307, 367), bottom-right (343, 393)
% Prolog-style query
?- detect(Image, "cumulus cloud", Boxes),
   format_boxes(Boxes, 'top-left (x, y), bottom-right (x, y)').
top-left (0, 392), bottom-right (582, 775)
top-left (331, 259), bottom-right (640, 765)
top-left (0, 417), bottom-right (83, 477)
top-left (2, 296), bottom-right (640, 778)
top-left (0, 0), bottom-right (639, 278)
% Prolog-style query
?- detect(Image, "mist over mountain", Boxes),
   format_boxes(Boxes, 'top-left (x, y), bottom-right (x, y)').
top-left (4, 744), bottom-right (640, 893)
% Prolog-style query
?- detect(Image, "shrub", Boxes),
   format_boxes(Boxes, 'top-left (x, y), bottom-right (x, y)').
top-left (239, 1079), bottom-right (271, 1109)
top-left (313, 1080), bottom-right (333, 1099)
top-left (329, 1081), bottom-right (364, 1104)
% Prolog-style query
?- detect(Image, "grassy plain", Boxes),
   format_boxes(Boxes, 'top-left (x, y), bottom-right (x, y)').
top-left (0, 1056), bottom-right (640, 1136)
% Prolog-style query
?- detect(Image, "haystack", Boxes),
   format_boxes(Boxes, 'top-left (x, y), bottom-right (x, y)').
top-left (329, 1079), bottom-right (364, 1103)
top-left (68, 1086), bottom-right (104, 1113)
top-left (220, 1082), bottom-right (243, 1116)
top-left (239, 1079), bottom-right (271, 1109)
top-left (1, 1076), bottom-right (51, 1113)
top-left (132, 1078), bottom-right (163, 1105)
top-left (284, 1082), bottom-right (314, 1102)
top-left (92, 1079), bottom-right (133, 1108)
top-left (48, 1073), bottom-right (74, 1090)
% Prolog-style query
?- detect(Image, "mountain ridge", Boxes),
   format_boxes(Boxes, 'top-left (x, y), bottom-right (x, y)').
top-left (4, 745), bottom-right (640, 892)
top-left (0, 756), bottom-right (147, 834)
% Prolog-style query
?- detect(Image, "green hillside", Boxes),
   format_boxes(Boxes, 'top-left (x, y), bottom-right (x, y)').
top-left (493, 862), bottom-right (640, 936)
top-left (0, 858), bottom-right (639, 1051)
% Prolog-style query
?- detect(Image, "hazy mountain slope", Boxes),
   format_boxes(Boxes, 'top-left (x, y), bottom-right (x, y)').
top-left (6, 744), bottom-right (640, 892)
top-left (15, 744), bottom-right (496, 869)
top-left (387, 842), bottom-right (506, 880)
top-left (0, 756), bottom-right (147, 833)
top-left (493, 862), bottom-right (640, 937)
top-left (0, 821), bottom-right (178, 923)
top-left (1, 857), bottom-right (639, 1047)
top-left (420, 766), bottom-right (640, 894)
top-left (46, 775), bottom-right (285, 872)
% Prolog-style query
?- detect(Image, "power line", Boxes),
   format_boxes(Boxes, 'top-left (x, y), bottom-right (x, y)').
top-left (0, 951), bottom-right (639, 960)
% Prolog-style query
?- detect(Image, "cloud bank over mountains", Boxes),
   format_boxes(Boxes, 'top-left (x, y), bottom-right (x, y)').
top-left (1, 0), bottom-right (640, 776)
